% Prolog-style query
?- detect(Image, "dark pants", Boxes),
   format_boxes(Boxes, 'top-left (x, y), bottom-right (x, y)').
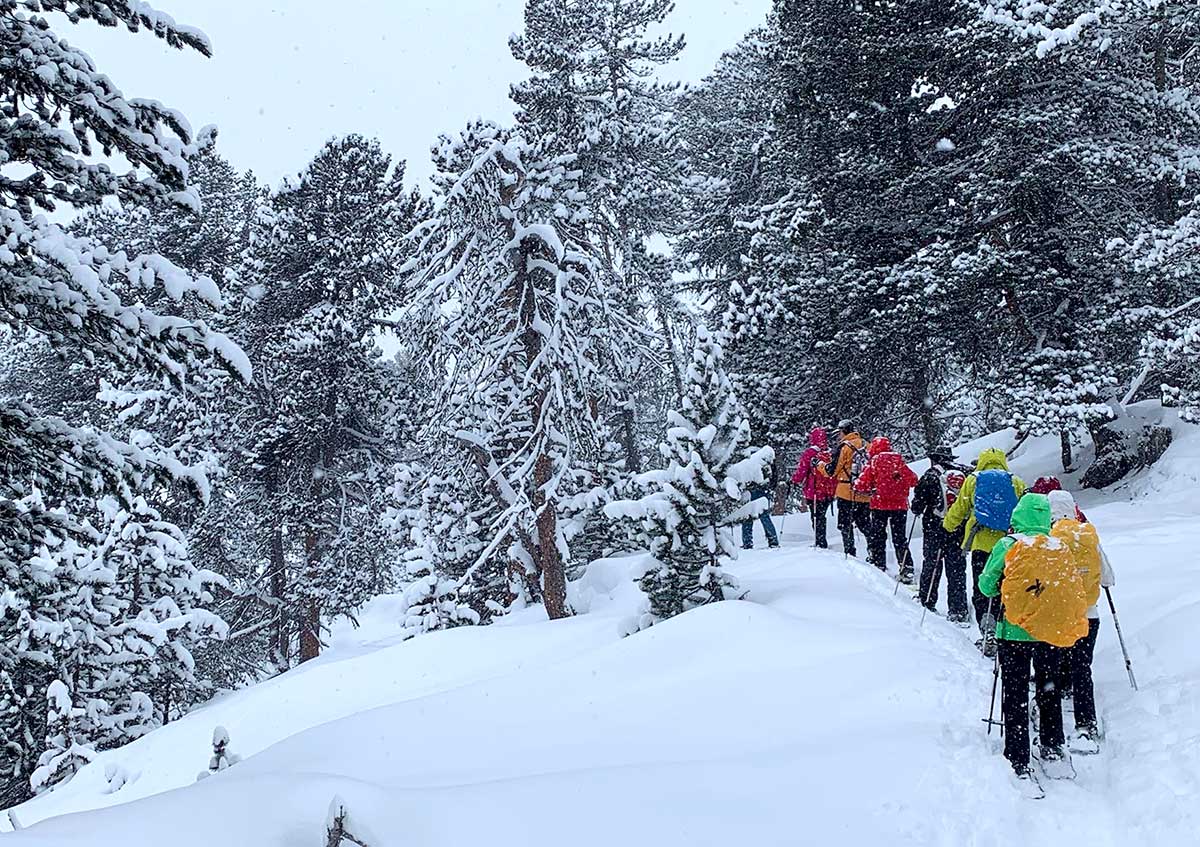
top-left (971, 550), bottom-right (992, 631)
top-left (836, 499), bottom-right (871, 557)
top-left (1056, 618), bottom-right (1100, 733)
top-left (918, 522), bottom-right (969, 620)
top-left (1000, 639), bottom-right (1066, 769)
top-left (868, 509), bottom-right (912, 574)
top-left (742, 495), bottom-right (779, 548)
top-left (809, 498), bottom-right (833, 548)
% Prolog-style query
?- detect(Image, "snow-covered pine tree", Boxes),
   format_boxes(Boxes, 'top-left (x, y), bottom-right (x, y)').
top-left (0, 1), bottom-right (246, 803)
top-left (233, 135), bottom-right (422, 662)
top-left (401, 121), bottom-right (636, 621)
top-left (607, 327), bottom-right (773, 629)
top-left (29, 681), bottom-right (94, 796)
top-left (511, 0), bottom-right (684, 473)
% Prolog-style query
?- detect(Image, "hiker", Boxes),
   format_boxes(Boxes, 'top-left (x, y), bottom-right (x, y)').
top-left (979, 493), bottom-right (1089, 787)
top-left (1049, 488), bottom-right (1114, 753)
top-left (825, 420), bottom-right (872, 559)
top-left (1032, 475), bottom-right (1088, 522)
top-left (742, 480), bottom-right (780, 550)
top-left (911, 444), bottom-right (969, 623)
top-left (854, 436), bottom-right (919, 580)
top-left (792, 426), bottom-right (837, 548)
top-left (943, 447), bottom-right (1027, 655)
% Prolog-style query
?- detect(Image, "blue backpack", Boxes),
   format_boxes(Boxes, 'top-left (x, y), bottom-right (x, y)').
top-left (973, 469), bottom-right (1018, 532)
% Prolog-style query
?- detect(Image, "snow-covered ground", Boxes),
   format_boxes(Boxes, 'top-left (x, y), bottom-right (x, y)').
top-left (6, 412), bottom-right (1199, 845)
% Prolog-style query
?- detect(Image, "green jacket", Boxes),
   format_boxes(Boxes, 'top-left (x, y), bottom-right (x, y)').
top-left (942, 447), bottom-right (1027, 553)
top-left (978, 493), bottom-right (1053, 642)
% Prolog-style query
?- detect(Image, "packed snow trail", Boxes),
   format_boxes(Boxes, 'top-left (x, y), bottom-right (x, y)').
top-left (6, 423), bottom-right (1199, 845)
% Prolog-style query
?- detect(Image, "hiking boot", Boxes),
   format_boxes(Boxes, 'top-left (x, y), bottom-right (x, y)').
top-left (1010, 764), bottom-right (1045, 799)
top-left (899, 569), bottom-right (914, 586)
top-left (768, 541), bottom-right (780, 549)
top-left (1038, 746), bottom-right (1075, 780)
top-left (1070, 730), bottom-right (1100, 756)
top-left (742, 544), bottom-right (754, 551)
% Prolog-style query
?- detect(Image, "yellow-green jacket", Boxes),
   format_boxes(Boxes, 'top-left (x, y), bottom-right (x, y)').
top-left (942, 447), bottom-right (1026, 553)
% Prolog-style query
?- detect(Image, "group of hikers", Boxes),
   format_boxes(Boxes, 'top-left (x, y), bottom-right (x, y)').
top-left (742, 420), bottom-right (1120, 794)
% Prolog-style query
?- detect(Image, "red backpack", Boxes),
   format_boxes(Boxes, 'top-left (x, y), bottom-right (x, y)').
top-left (943, 470), bottom-right (965, 514)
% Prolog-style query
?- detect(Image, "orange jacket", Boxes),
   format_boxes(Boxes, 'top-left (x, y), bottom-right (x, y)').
top-left (828, 432), bottom-right (871, 503)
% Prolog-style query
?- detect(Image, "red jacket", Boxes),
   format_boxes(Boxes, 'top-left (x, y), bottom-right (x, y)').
top-left (855, 438), bottom-right (918, 511)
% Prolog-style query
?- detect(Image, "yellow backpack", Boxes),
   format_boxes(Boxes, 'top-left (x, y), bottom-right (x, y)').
top-left (1051, 519), bottom-right (1103, 607)
top-left (1001, 534), bottom-right (1089, 648)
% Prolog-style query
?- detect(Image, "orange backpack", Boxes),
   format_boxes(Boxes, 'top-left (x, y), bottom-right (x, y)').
top-left (1051, 519), bottom-right (1103, 607)
top-left (1001, 534), bottom-right (1089, 648)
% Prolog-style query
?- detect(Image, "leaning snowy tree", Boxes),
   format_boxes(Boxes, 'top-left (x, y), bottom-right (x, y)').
top-left (399, 121), bottom-right (641, 621)
top-left (0, 1), bottom-right (247, 803)
top-left (607, 327), bottom-right (773, 630)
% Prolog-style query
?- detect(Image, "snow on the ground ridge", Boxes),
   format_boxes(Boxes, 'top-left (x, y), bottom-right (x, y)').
top-left (7, 415), bottom-right (1200, 845)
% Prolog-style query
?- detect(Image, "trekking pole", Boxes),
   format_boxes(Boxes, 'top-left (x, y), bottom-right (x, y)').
top-left (1104, 587), bottom-right (1138, 691)
top-left (983, 646), bottom-right (1003, 736)
top-left (892, 512), bottom-right (920, 597)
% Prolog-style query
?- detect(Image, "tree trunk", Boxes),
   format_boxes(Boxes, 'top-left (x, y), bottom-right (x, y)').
top-left (299, 601), bottom-right (321, 662)
top-left (534, 451), bottom-right (568, 619)
top-left (1060, 429), bottom-right (1074, 473)
top-left (620, 404), bottom-right (641, 475)
top-left (269, 524), bottom-right (289, 670)
top-left (298, 532), bottom-right (321, 662)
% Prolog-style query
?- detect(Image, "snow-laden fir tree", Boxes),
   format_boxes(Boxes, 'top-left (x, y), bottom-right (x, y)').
top-left (607, 327), bottom-right (773, 629)
top-left (0, 1), bottom-right (246, 804)
top-left (400, 120), bottom-right (640, 621)
top-left (232, 135), bottom-right (423, 663)
top-left (510, 0), bottom-right (684, 471)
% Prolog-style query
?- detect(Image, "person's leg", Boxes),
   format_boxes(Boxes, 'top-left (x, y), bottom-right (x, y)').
top-left (945, 544), bottom-right (969, 622)
top-left (867, 508), bottom-right (887, 570)
top-left (760, 506), bottom-right (779, 547)
top-left (891, 510), bottom-right (913, 580)
top-left (837, 500), bottom-right (856, 556)
top-left (971, 550), bottom-right (990, 629)
top-left (999, 640), bottom-right (1033, 772)
top-left (1033, 642), bottom-right (1067, 754)
top-left (741, 517), bottom-right (753, 549)
top-left (855, 502), bottom-right (875, 565)
top-left (918, 524), bottom-right (940, 609)
top-left (814, 499), bottom-right (829, 548)
top-left (1071, 619), bottom-right (1101, 734)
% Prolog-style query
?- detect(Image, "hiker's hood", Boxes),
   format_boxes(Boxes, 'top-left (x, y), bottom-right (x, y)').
top-left (809, 427), bottom-right (828, 449)
top-left (1012, 493), bottom-right (1051, 535)
top-left (1048, 489), bottom-right (1077, 522)
top-left (868, 436), bottom-right (892, 457)
top-left (1032, 476), bottom-right (1063, 495)
top-left (975, 447), bottom-right (1009, 473)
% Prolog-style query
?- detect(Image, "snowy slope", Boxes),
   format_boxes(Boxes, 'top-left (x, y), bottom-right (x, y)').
top-left (6, 415), bottom-right (1199, 845)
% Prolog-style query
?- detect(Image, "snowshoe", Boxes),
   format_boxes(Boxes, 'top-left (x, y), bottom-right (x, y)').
top-left (898, 570), bottom-right (915, 586)
top-left (1010, 764), bottom-right (1045, 800)
top-left (981, 632), bottom-right (997, 658)
top-left (1069, 729), bottom-right (1101, 756)
top-left (948, 614), bottom-right (971, 628)
top-left (1037, 747), bottom-right (1076, 780)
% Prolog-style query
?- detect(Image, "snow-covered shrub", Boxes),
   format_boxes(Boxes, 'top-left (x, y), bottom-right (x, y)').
top-left (196, 725), bottom-right (241, 781)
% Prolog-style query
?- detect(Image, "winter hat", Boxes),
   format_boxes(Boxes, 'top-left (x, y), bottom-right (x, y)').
top-left (838, 419), bottom-right (854, 434)
top-left (1031, 476), bottom-right (1063, 495)
top-left (868, 436), bottom-right (892, 456)
top-left (1048, 489), bottom-right (1077, 522)
top-left (928, 443), bottom-right (956, 463)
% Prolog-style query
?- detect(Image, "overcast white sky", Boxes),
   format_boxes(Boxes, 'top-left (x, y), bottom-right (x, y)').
top-left (70, 0), bottom-right (771, 189)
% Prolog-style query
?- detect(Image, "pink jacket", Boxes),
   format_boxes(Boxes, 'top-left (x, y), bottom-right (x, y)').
top-left (792, 427), bottom-right (837, 501)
